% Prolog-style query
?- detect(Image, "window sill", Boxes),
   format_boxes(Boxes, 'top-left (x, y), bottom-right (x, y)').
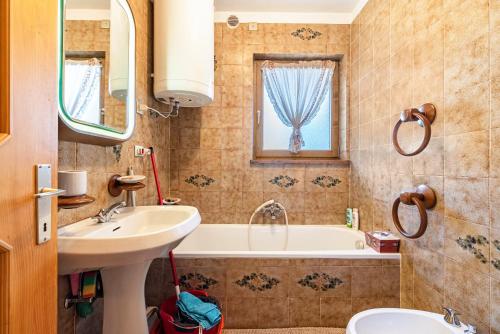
top-left (250, 159), bottom-right (350, 167)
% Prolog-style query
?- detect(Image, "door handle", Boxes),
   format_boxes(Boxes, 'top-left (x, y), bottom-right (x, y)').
top-left (35, 164), bottom-right (63, 244)
top-left (34, 187), bottom-right (66, 198)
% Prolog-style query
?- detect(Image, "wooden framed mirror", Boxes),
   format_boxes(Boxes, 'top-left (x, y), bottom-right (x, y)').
top-left (0, 0), bottom-right (9, 145)
top-left (57, 0), bottom-right (136, 146)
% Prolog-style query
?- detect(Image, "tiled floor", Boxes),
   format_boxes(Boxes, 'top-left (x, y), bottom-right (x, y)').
top-left (223, 328), bottom-right (346, 334)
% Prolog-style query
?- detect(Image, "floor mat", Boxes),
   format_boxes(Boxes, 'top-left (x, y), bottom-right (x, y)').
top-left (223, 328), bottom-right (346, 334)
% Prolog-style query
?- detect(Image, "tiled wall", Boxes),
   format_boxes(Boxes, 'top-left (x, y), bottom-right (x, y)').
top-left (58, 1), bottom-right (170, 229)
top-left (146, 257), bottom-right (400, 329)
top-left (348, 0), bottom-right (499, 332)
top-left (58, 0), bottom-right (170, 332)
top-left (169, 23), bottom-right (351, 225)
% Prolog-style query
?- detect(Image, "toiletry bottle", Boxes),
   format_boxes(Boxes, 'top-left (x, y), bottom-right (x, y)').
top-left (346, 208), bottom-right (353, 228)
top-left (352, 208), bottom-right (359, 230)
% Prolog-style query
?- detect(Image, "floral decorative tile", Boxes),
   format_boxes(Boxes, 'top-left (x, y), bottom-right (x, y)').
top-left (235, 273), bottom-right (280, 291)
top-left (491, 259), bottom-right (500, 271)
top-left (455, 235), bottom-right (489, 264)
top-left (179, 273), bottom-right (218, 290)
top-left (311, 176), bottom-right (342, 188)
top-left (291, 27), bottom-right (322, 40)
top-left (269, 175), bottom-right (299, 188)
top-left (184, 174), bottom-right (215, 188)
top-left (493, 240), bottom-right (500, 252)
top-left (298, 273), bottom-right (343, 291)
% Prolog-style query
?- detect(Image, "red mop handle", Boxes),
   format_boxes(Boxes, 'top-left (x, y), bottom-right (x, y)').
top-left (149, 147), bottom-right (164, 205)
top-left (168, 250), bottom-right (180, 286)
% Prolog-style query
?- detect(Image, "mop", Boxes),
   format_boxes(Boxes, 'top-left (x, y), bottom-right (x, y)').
top-left (148, 147), bottom-right (181, 298)
top-left (149, 147), bottom-right (224, 334)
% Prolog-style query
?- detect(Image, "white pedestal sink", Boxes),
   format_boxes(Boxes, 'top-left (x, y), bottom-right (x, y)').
top-left (58, 205), bottom-right (201, 334)
top-left (347, 308), bottom-right (468, 334)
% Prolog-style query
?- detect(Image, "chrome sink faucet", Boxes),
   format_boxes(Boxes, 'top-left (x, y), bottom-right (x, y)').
top-left (464, 324), bottom-right (477, 334)
top-left (443, 307), bottom-right (461, 327)
top-left (94, 201), bottom-right (126, 223)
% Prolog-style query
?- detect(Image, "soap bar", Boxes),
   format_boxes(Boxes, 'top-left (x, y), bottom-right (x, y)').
top-left (365, 231), bottom-right (400, 253)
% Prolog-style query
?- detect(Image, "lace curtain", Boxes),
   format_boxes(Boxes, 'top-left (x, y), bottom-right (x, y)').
top-left (262, 60), bottom-right (336, 153)
top-left (64, 58), bottom-right (102, 123)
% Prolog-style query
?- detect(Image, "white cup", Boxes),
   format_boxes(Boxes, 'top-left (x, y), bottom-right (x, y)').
top-left (58, 170), bottom-right (87, 197)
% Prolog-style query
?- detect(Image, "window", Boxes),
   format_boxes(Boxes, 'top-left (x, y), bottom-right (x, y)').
top-left (64, 58), bottom-right (103, 124)
top-left (253, 57), bottom-right (339, 160)
top-left (64, 51), bottom-right (106, 126)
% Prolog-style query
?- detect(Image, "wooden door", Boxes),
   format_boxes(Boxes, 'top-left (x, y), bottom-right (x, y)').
top-left (0, 0), bottom-right (59, 333)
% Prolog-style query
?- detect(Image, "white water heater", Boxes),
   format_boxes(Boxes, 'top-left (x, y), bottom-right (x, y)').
top-left (154, 0), bottom-right (214, 107)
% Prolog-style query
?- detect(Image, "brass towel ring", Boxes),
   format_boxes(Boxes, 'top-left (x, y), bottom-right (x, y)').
top-left (392, 184), bottom-right (436, 239)
top-left (392, 103), bottom-right (436, 156)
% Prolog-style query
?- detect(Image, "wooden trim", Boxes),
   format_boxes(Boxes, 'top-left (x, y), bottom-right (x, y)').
top-left (0, 0), bottom-right (10, 145)
top-left (254, 53), bottom-right (343, 61)
top-left (250, 159), bottom-right (350, 167)
top-left (253, 57), bottom-right (340, 160)
top-left (0, 241), bottom-right (12, 334)
top-left (65, 50), bottom-right (106, 59)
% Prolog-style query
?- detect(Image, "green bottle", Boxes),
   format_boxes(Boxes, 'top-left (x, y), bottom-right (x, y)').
top-left (346, 208), bottom-right (353, 228)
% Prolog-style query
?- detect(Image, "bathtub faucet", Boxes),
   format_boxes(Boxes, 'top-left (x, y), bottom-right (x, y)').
top-left (262, 202), bottom-right (284, 220)
top-left (249, 200), bottom-right (285, 220)
top-left (248, 199), bottom-right (289, 250)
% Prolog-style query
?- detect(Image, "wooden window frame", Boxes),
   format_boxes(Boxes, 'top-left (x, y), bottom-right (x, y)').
top-left (253, 56), bottom-right (340, 161)
top-left (0, 0), bottom-right (10, 145)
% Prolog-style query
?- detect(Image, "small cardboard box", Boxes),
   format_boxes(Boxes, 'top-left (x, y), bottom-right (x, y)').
top-left (365, 231), bottom-right (400, 253)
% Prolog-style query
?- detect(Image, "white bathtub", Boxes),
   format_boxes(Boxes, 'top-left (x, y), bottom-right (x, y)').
top-left (174, 224), bottom-right (400, 259)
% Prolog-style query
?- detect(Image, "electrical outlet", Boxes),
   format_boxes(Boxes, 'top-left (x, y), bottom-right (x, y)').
top-left (134, 145), bottom-right (150, 157)
top-left (248, 22), bottom-right (258, 31)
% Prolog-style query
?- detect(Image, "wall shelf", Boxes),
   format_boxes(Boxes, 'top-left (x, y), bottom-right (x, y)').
top-left (58, 195), bottom-right (95, 210)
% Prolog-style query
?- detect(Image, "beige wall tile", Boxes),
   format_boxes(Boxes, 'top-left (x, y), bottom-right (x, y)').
top-left (444, 130), bottom-right (489, 178)
top-left (491, 277), bottom-right (500, 333)
top-left (413, 279), bottom-right (444, 314)
top-left (320, 297), bottom-right (352, 328)
top-left (491, 128), bottom-right (500, 178)
top-left (444, 177), bottom-right (489, 225)
top-left (491, 178), bottom-right (500, 230)
top-left (289, 297), bottom-right (321, 327)
top-left (226, 298), bottom-right (259, 329)
top-left (256, 298), bottom-right (289, 328)
top-left (351, 266), bottom-right (383, 298)
top-left (444, 259), bottom-right (490, 327)
top-left (413, 137), bottom-right (444, 176)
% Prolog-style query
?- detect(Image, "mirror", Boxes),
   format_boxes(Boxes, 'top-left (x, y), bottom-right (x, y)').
top-left (58, 0), bottom-right (135, 145)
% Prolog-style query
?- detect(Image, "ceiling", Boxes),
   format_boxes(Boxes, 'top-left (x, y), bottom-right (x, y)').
top-left (66, 0), bottom-right (110, 10)
top-left (213, 0), bottom-right (367, 23)
top-left (214, 0), bottom-right (360, 13)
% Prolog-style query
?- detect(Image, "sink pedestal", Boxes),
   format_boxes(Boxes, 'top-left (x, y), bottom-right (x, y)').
top-left (101, 260), bottom-right (152, 334)
top-left (57, 206), bottom-right (201, 333)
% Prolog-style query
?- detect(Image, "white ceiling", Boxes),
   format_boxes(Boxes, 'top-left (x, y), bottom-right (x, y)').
top-left (214, 0), bottom-right (368, 23)
top-left (215, 0), bottom-right (359, 13)
top-left (66, 0), bottom-right (110, 10)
